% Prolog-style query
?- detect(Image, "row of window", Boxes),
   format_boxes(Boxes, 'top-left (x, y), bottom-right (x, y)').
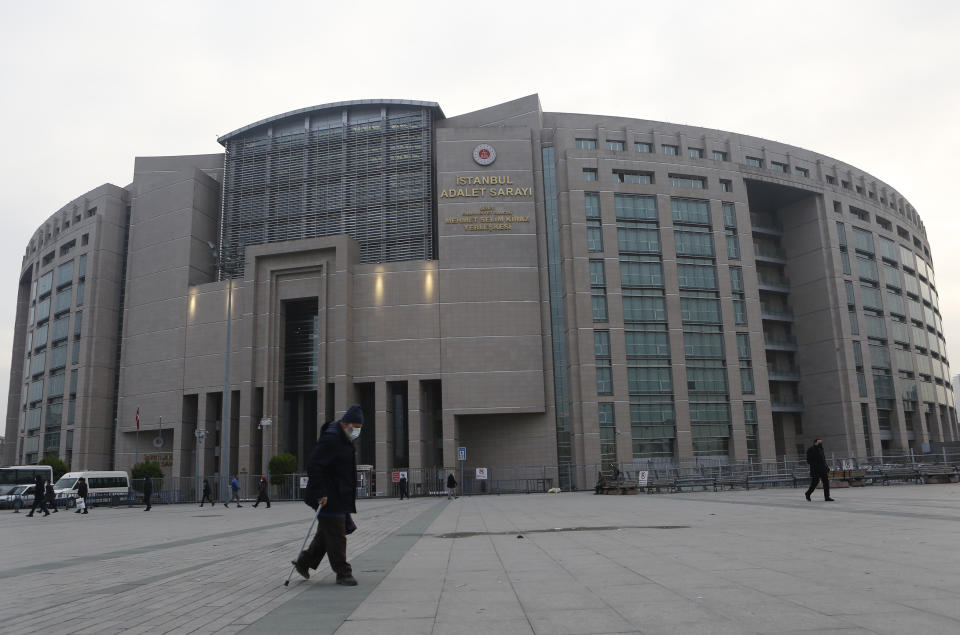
top-left (30, 208), bottom-right (96, 256)
top-left (583, 167), bottom-right (734, 192)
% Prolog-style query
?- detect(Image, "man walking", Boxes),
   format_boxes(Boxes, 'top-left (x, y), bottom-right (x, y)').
top-left (446, 473), bottom-right (457, 500)
top-left (75, 477), bottom-right (89, 514)
top-left (143, 475), bottom-right (153, 511)
top-left (226, 474), bottom-right (242, 507)
top-left (398, 474), bottom-right (408, 500)
top-left (292, 404), bottom-right (363, 586)
top-left (253, 476), bottom-right (271, 508)
top-left (805, 439), bottom-right (835, 502)
top-left (199, 478), bottom-right (215, 507)
top-left (45, 481), bottom-right (58, 513)
top-left (26, 475), bottom-right (49, 517)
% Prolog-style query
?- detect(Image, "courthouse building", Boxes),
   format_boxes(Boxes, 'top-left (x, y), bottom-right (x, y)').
top-left (5, 94), bottom-right (957, 492)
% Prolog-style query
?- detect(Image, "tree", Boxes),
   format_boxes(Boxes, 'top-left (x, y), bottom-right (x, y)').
top-left (131, 460), bottom-right (164, 479)
top-left (39, 455), bottom-right (69, 481)
top-left (268, 453), bottom-right (297, 481)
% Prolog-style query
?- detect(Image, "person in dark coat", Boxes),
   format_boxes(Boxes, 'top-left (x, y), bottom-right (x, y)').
top-left (292, 404), bottom-right (363, 586)
top-left (398, 475), bottom-right (408, 500)
top-left (805, 439), bottom-right (835, 501)
top-left (75, 477), bottom-right (89, 514)
top-left (199, 478), bottom-right (215, 507)
top-left (446, 473), bottom-right (457, 500)
top-left (45, 482), bottom-right (58, 513)
top-left (143, 475), bottom-right (153, 511)
top-left (253, 476), bottom-right (271, 508)
top-left (26, 476), bottom-right (49, 517)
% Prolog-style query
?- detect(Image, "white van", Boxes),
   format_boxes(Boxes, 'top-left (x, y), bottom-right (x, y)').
top-left (55, 471), bottom-right (130, 502)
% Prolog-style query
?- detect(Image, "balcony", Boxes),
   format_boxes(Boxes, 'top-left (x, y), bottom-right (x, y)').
top-left (750, 214), bottom-right (783, 236)
top-left (763, 333), bottom-right (797, 351)
top-left (761, 305), bottom-right (794, 322)
top-left (767, 365), bottom-right (801, 381)
top-left (771, 396), bottom-right (804, 412)
top-left (757, 273), bottom-right (790, 294)
top-left (754, 244), bottom-right (787, 263)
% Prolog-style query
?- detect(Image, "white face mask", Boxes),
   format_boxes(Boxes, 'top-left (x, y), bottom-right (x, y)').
top-left (348, 425), bottom-right (362, 441)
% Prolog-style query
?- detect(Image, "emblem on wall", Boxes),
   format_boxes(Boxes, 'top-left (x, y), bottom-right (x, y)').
top-left (472, 143), bottom-right (496, 166)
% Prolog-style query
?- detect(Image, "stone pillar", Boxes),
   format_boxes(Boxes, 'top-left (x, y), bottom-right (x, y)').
top-left (408, 381), bottom-right (423, 472)
top-left (375, 381), bottom-right (389, 496)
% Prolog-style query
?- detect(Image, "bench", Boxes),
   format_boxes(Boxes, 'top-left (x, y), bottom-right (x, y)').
top-left (596, 484), bottom-right (640, 495)
top-left (714, 474), bottom-right (749, 491)
top-left (880, 466), bottom-right (921, 485)
top-left (639, 477), bottom-right (676, 494)
top-left (917, 465), bottom-right (959, 484)
top-left (673, 475), bottom-right (716, 492)
top-left (746, 473), bottom-right (796, 490)
top-left (860, 469), bottom-right (884, 485)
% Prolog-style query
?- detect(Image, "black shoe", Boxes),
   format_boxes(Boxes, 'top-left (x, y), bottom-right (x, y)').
top-left (75, 510), bottom-right (81, 514)
top-left (805, 493), bottom-right (811, 501)
top-left (825, 497), bottom-right (836, 501)
top-left (237, 504), bottom-right (242, 507)
top-left (336, 574), bottom-right (358, 586)
top-left (82, 510), bottom-right (88, 514)
top-left (26, 513), bottom-right (33, 517)
top-left (292, 560), bottom-right (310, 580)
top-left (44, 512), bottom-right (50, 516)
top-left (266, 504), bottom-right (271, 508)
top-left (224, 503), bottom-right (228, 508)
top-left (253, 504), bottom-right (257, 508)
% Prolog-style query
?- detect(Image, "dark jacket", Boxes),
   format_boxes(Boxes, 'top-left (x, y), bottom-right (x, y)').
top-left (143, 476), bottom-right (153, 497)
top-left (447, 474), bottom-right (457, 489)
top-left (45, 483), bottom-right (56, 503)
top-left (258, 478), bottom-right (268, 495)
top-left (77, 480), bottom-right (88, 498)
top-left (806, 444), bottom-right (829, 477)
top-left (304, 421), bottom-right (357, 514)
top-left (202, 480), bottom-right (211, 496)
top-left (35, 476), bottom-right (44, 496)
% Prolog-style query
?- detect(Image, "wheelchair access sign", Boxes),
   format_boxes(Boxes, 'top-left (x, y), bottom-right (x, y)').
top-left (457, 447), bottom-right (466, 461)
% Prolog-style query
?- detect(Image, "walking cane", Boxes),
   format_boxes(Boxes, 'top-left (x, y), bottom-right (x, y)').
top-left (284, 505), bottom-right (323, 587)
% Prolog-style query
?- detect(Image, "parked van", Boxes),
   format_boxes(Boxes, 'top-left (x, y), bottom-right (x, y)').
top-left (55, 471), bottom-right (130, 502)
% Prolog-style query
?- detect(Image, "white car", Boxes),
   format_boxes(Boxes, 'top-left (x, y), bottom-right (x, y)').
top-left (0, 484), bottom-right (36, 509)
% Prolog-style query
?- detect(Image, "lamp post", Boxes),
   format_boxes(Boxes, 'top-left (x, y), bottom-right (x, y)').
top-left (258, 417), bottom-right (272, 477)
top-left (210, 242), bottom-right (238, 503)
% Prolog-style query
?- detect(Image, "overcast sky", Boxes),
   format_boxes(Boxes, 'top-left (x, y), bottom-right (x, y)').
top-left (1, 0), bottom-right (959, 434)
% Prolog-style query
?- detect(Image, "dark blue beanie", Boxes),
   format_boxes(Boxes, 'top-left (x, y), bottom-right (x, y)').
top-left (342, 404), bottom-right (364, 425)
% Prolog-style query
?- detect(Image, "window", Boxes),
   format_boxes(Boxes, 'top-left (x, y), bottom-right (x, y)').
top-left (606, 140), bottom-right (624, 152)
top-left (680, 294), bottom-right (721, 324)
top-left (726, 231), bottom-right (740, 260)
top-left (842, 180), bottom-right (851, 190)
top-left (73, 311), bottom-right (82, 336)
top-left (590, 261), bottom-right (608, 322)
top-left (722, 203), bottom-right (737, 229)
top-left (672, 198), bottom-right (711, 225)
top-left (674, 228), bottom-right (714, 257)
top-left (595, 331), bottom-right (613, 395)
top-left (78, 254), bottom-right (87, 278)
top-left (617, 226), bottom-right (660, 254)
top-left (684, 325), bottom-right (724, 358)
top-left (37, 271), bottom-right (53, 297)
top-left (688, 148), bottom-right (704, 159)
top-left (856, 185), bottom-right (864, 194)
top-left (730, 267), bottom-right (746, 325)
top-left (826, 175), bottom-right (836, 185)
top-left (745, 156), bottom-right (763, 168)
top-left (628, 361), bottom-right (673, 394)
top-left (598, 403), bottom-right (617, 465)
top-left (86, 207), bottom-right (97, 217)
top-left (669, 174), bottom-right (705, 189)
top-left (897, 226), bottom-right (910, 239)
top-left (54, 288), bottom-right (71, 316)
top-left (36, 298), bottom-right (50, 324)
top-left (75, 280), bottom-right (84, 307)
top-left (795, 166), bottom-right (809, 177)
top-left (850, 206), bottom-right (869, 222)
top-left (876, 217), bottom-right (891, 231)
top-left (677, 262), bottom-right (717, 290)
top-left (771, 161), bottom-right (788, 173)
top-left (851, 227), bottom-right (874, 254)
top-left (615, 194), bottom-right (657, 220)
top-left (621, 258), bottom-right (664, 287)
top-left (719, 179), bottom-right (732, 192)
top-left (582, 168), bottom-right (598, 181)
top-left (635, 142), bottom-right (652, 153)
top-left (59, 239), bottom-right (76, 257)
top-left (713, 150), bottom-right (727, 161)
top-left (614, 170), bottom-right (653, 184)
top-left (81, 234), bottom-right (89, 246)
top-left (662, 144), bottom-right (679, 155)
top-left (623, 290), bottom-right (667, 322)
top-left (576, 138), bottom-right (597, 150)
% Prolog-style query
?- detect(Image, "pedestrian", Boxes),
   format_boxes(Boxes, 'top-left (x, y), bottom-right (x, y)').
top-left (446, 473), bottom-right (457, 500)
top-left (199, 478), bottom-right (215, 507)
top-left (398, 474), bottom-right (408, 500)
top-left (225, 474), bottom-right (242, 507)
top-left (45, 481), bottom-right (58, 513)
top-left (75, 477), bottom-right (89, 514)
top-left (143, 475), bottom-right (153, 511)
top-left (804, 439), bottom-right (835, 502)
top-left (26, 475), bottom-right (49, 517)
top-left (291, 404), bottom-right (363, 586)
top-left (253, 476), bottom-right (271, 508)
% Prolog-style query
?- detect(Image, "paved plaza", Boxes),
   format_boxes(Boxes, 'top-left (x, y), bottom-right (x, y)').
top-left (2, 484), bottom-right (960, 634)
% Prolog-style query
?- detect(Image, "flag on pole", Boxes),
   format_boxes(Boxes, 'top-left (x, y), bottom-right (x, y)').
top-left (136, 407), bottom-right (140, 430)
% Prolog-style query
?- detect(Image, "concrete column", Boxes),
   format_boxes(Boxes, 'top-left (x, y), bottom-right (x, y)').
top-left (441, 410), bottom-right (457, 471)
top-left (237, 385), bottom-right (254, 476)
top-left (408, 381), bottom-right (423, 472)
top-left (374, 381), bottom-right (389, 496)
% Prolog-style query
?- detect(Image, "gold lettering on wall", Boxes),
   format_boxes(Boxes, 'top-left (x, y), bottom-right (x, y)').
top-left (444, 210), bottom-right (531, 232)
top-left (439, 174), bottom-right (534, 199)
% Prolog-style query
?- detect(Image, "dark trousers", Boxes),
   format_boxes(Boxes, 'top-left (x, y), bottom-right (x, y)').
top-left (398, 485), bottom-right (408, 500)
top-left (144, 492), bottom-right (152, 510)
top-left (254, 492), bottom-right (270, 507)
top-left (301, 516), bottom-right (351, 577)
top-left (200, 493), bottom-right (215, 506)
top-left (806, 475), bottom-right (830, 499)
top-left (28, 496), bottom-right (48, 515)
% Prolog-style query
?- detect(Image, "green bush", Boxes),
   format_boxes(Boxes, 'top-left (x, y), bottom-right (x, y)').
top-left (269, 453), bottom-right (297, 481)
top-left (38, 455), bottom-right (69, 481)
top-left (131, 460), bottom-right (164, 479)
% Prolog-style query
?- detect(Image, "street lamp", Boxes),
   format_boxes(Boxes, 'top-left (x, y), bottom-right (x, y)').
top-left (209, 242), bottom-right (239, 502)
top-left (258, 417), bottom-right (272, 477)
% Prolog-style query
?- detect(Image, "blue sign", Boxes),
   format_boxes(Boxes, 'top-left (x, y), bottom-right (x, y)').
top-left (457, 447), bottom-right (466, 461)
